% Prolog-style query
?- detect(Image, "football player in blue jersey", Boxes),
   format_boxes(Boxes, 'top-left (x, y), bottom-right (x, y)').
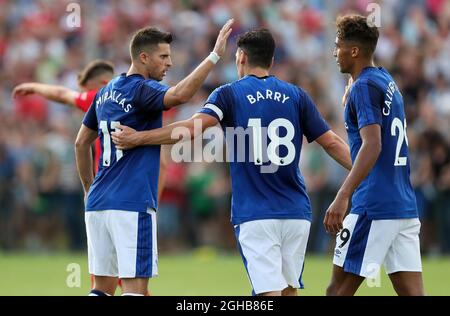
top-left (324, 15), bottom-right (424, 296)
top-left (111, 29), bottom-right (352, 296)
top-left (75, 19), bottom-right (234, 296)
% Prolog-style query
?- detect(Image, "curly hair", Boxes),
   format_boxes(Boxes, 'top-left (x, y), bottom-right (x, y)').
top-left (336, 15), bottom-right (379, 56)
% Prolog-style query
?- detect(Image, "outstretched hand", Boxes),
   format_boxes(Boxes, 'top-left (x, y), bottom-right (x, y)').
top-left (212, 18), bottom-right (234, 58)
top-left (111, 124), bottom-right (139, 150)
top-left (12, 83), bottom-right (35, 98)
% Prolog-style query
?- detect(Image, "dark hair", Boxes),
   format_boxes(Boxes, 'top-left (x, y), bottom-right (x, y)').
top-left (237, 28), bottom-right (275, 68)
top-left (130, 27), bottom-right (173, 59)
top-left (336, 15), bottom-right (379, 56)
top-left (77, 59), bottom-right (114, 87)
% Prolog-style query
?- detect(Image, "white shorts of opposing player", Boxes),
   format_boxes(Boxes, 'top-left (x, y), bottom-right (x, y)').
top-left (234, 219), bottom-right (311, 295)
top-left (333, 214), bottom-right (422, 279)
top-left (85, 208), bottom-right (158, 279)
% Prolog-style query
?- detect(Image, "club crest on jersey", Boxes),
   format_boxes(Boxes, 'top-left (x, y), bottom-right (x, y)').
top-left (246, 90), bottom-right (290, 105)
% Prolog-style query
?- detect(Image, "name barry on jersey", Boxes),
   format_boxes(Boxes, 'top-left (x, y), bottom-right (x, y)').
top-left (246, 89), bottom-right (290, 105)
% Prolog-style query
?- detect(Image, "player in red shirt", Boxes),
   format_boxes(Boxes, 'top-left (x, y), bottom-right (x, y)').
top-left (13, 58), bottom-right (168, 200)
top-left (13, 59), bottom-right (114, 173)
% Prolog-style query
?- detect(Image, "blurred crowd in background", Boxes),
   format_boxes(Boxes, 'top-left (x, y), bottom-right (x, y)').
top-left (0, 0), bottom-right (449, 255)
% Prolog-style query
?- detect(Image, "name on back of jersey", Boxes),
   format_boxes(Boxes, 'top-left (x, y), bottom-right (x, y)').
top-left (246, 90), bottom-right (290, 105)
top-left (96, 90), bottom-right (133, 113)
top-left (382, 81), bottom-right (399, 116)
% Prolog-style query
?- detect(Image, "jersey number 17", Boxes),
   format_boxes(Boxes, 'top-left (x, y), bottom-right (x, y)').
top-left (99, 120), bottom-right (123, 167)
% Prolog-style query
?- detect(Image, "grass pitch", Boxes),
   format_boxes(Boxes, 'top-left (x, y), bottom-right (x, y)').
top-left (0, 249), bottom-right (448, 296)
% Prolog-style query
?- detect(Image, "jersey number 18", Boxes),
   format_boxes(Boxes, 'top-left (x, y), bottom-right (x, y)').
top-left (248, 118), bottom-right (296, 166)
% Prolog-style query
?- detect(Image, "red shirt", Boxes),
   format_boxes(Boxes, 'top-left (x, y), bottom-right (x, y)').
top-left (15, 94), bottom-right (48, 122)
top-left (75, 90), bottom-right (101, 173)
top-left (75, 90), bottom-right (97, 112)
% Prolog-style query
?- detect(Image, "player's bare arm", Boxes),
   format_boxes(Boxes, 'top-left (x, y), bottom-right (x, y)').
top-left (111, 113), bottom-right (219, 149)
top-left (75, 125), bottom-right (98, 197)
top-left (324, 124), bottom-right (381, 234)
top-left (12, 83), bottom-right (79, 106)
top-left (163, 19), bottom-right (234, 108)
top-left (315, 130), bottom-right (352, 170)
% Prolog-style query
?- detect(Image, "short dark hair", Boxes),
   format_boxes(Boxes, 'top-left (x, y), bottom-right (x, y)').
top-left (77, 59), bottom-right (114, 87)
top-left (336, 15), bottom-right (379, 56)
top-left (130, 27), bottom-right (173, 59)
top-left (237, 28), bottom-right (275, 68)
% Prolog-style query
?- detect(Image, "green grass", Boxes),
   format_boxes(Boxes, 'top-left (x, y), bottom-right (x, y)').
top-left (0, 249), bottom-right (448, 296)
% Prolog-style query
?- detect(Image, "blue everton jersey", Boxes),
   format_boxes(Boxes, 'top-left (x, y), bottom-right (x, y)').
top-left (83, 74), bottom-right (169, 212)
top-left (199, 75), bottom-right (329, 225)
top-left (344, 67), bottom-right (417, 220)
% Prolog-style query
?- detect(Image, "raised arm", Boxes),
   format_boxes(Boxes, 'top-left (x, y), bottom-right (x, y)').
top-left (13, 83), bottom-right (79, 106)
top-left (75, 124), bottom-right (98, 197)
top-left (323, 124), bottom-right (381, 234)
top-left (163, 19), bottom-right (233, 108)
top-left (111, 113), bottom-right (219, 149)
top-left (315, 130), bottom-right (352, 171)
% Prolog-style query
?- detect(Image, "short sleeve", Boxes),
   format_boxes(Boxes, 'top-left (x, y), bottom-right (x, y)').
top-left (350, 81), bottom-right (383, 129)
top-left (82, 101), bottom-right (98, 131)
top-left (75, 90), bottom-right (98, 112)
top-left (300, 89), bottom-right (330, 143)
top-left (135, 80), bottom-right (169, 112)
top-left (198, 85), bottom-right (230, 122)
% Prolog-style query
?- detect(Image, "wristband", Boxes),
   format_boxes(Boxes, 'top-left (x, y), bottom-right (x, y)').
top-left (208, 52), bottom-right (220, 64)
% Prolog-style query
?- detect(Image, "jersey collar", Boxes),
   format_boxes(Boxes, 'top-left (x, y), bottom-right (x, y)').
top-left (246, 74), bottom-right (273, 80)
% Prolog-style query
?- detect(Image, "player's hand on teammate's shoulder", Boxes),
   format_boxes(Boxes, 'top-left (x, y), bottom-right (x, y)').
top-left (111, 124), bottom-right (139, 150)
top-left (212, 18), bottom-right (234, 58)
top-left (323, 194), bottom-right (348, 235)
top-left (341, 77), bottom-right (353, 107)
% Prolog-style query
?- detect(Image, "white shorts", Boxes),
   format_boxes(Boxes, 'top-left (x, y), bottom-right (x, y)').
top-left (333, 213), bottom-right (422, 278)
top-left (234, 219), bottom-right (311, 295)
top-left (85, 209), bottom-right (158, 279)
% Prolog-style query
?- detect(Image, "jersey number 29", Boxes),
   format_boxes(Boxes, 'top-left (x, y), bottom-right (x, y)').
top-left (391, 117), bottom-right (409, 166)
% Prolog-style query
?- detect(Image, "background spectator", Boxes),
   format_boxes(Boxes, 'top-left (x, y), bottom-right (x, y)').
top-left (1, 0), bottom-right (449, 255)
